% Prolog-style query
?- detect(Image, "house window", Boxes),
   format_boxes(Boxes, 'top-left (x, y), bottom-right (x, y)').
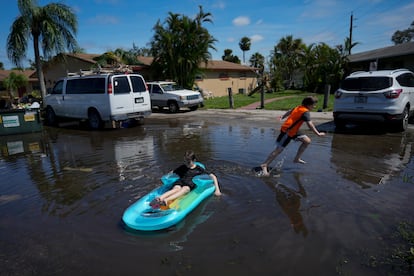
top-left (219, 73), bottom-right (229, 80)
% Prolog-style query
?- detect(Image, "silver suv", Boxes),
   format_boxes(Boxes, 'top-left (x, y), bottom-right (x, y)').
top-left (147, 81), bottom-right (204, 113)
top-left (333, 69), bottom-right (414, 131)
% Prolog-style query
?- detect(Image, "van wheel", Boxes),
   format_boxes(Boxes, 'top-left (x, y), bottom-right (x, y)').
top-left (168, 101), bottom-right (179, 113)
top-left (45, 106), bottom-right (58, 126)
top-left (88, 109), bottom-right (103, 129)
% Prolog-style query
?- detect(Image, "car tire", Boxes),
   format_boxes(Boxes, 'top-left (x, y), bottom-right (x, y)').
top-left (44, 106), bottom-right (58, 126)
top-left (394, 107), bottom-right (409, 132)
top-left (88, 109), bottom-right (103, 129)
top-left (168, 101), bottom-right (179, 113)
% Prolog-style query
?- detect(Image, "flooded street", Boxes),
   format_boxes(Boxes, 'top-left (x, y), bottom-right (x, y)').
top-left (1, 109), bottom-right (414, 276)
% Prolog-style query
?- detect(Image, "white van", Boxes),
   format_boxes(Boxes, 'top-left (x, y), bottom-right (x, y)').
top-left (43, 73), bottom-right (151, 129)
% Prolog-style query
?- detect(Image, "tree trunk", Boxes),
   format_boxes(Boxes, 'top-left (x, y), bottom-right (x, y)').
top-left (33, 35), bottom-right (47, 107)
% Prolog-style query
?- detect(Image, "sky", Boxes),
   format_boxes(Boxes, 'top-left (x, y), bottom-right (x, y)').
top-left (1, 0), bottom-right (414, 69)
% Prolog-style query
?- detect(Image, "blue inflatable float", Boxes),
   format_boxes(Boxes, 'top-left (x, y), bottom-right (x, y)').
top-left (122, 163), bottom-right (215, 231)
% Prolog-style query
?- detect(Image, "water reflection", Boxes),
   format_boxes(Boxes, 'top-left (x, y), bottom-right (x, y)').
top-left (0, 132), bottom-right (45, 157)
top-left (330, 131), bottom-right (412, 188)
top-left (262, 172), bottom-right (309, 237)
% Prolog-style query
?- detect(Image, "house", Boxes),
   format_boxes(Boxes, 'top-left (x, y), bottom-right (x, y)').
top-left (193, 60), bottom-right (259, 98)
top-left (0, 69), bottom-right (39, 99)
top-left (348, 42), bottom-right (414, 72)
top-left (43, 53), bottom-right (258, 98)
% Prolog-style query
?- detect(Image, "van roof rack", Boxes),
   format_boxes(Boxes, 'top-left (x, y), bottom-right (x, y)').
top-left (67, 65), bottom-right (133, 77)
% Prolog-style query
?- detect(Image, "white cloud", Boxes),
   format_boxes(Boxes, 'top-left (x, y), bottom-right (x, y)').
top-left (233, 16), bottom-right (250, 27)
top-left (212, 1), bottom-right (226, 9)
top-left (250, 34), bottom-right (264, 43)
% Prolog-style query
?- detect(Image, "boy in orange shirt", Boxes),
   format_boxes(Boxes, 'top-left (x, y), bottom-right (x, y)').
top-left (260, 96), bottom-right (325, 176)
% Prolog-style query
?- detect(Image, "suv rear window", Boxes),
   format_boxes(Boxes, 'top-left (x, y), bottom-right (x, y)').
top-left (341, 77), bottom-right (392, 91)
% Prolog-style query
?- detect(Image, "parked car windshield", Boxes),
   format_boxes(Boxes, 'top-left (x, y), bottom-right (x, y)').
top-left (341, 77), bottom-right (392, 91)
top-left (161, 83), bottom-right (182, 91)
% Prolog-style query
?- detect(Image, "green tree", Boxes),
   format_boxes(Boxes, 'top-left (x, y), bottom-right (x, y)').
top-left (3, 71), bottom-right (28, 101)
top-left (271, 35), bottom-right (305, 89)
top-left (7, 0), bottom-right (78, 102)
top-left (150, 5), bottom-right (216, 89)
top-left (93, 52), bottom-right (121, 68)
top-left (222, 49), bottom-right (241, 64)
top-left (129, 43), bottom-right (151, 57)
top-left (249, 52), bottom-right (265, 73)
top-left (301, 43), bottom-right (346, 93)
top-left (239, 36), bottom-right (251, 64)
top-left (0, 62), bottom-right (4, 70)
top-left (344, 37), bottom-right (359, 55)
top-left (392, 21), bottom-right (414, 44)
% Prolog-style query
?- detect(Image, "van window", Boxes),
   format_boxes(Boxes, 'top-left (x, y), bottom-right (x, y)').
top-left (130, 76), bottom-right (147, 92)
top-left (52, 80), bottom-right (64, 94)
top-left (66, 78), bottom-right (105, 94)
top-left (113, 76), bottom-right (131, 94)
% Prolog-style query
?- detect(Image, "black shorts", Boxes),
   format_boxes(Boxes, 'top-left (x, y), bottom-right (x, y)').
top-left (276, 131), bottom-right (305, 148)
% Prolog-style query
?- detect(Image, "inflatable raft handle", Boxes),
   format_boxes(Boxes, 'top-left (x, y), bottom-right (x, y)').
top-left (161, 173), bottom-right (180, 185)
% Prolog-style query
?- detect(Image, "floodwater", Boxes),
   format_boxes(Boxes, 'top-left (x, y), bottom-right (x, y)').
top-left (1, 110), bottom-right (414, 276)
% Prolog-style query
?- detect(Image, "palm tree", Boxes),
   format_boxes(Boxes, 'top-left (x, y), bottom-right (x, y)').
top-left (249, 52), bottom-right (265, 73)
top-left (273, 35), bottom-right (305, 88)
top-left (150, 5), bottom-right (216, 89)
top-left (344, 37), bottom-right (359, 55)
top-left (7, 0), bottom-right (78, 103)
top-left (239, 36), bottom-right (251, 64)
top-left (222, 49), bottom-right (240, 64)
top-left (3, 71), bottom-right (28, 101)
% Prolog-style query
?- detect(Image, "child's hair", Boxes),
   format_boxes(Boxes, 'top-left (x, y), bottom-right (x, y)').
top-left (184, 150), bottom-right (196, 163)
top-left (302, 96), bottom-right (318, 107)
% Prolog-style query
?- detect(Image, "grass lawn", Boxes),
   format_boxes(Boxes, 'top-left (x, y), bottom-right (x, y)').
top-left (202, 90), bottom-right (335, 111)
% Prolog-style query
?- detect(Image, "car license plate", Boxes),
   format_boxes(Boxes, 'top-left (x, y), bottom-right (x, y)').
top-left (135, 97), bottom-right (144, 103)
top-left (354, 95), bottom-right (367, 103)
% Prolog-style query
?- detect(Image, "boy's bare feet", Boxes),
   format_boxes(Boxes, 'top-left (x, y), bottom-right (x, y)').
top-left (294, 159), bottom-right (306, 164)
top-left (260, 164), bottom-right (270, 176)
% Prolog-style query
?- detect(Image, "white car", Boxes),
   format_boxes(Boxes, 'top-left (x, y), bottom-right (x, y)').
top-left (147, 81), bottom-right (204, 113)
top-left (333, 69), bottom-right (414, 131)
top-left (44, 73), bottom-right (151, 129)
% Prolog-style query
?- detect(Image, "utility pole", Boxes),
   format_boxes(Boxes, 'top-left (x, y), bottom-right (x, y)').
top-left (349, 12), bottom-right (353, 55)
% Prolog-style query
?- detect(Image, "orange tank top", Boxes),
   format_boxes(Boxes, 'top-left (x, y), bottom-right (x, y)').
top-left (281, 105), bottom-right (309, 137)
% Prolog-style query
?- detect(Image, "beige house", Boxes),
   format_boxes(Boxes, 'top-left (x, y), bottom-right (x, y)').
top-left (43, 53), bottom-right (258, 97)
top-left (43, 53), bottom-right (101, 92)
top-left (194, 60), bottom-right (258, 98)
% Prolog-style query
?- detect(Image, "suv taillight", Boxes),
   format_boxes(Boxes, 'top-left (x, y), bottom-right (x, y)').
top-left (108, 83), bottom-right (113, 94)
top-left (383, 89), bottom-right (402, 99)
top-left (334, 90), bottom-right (342, 99)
